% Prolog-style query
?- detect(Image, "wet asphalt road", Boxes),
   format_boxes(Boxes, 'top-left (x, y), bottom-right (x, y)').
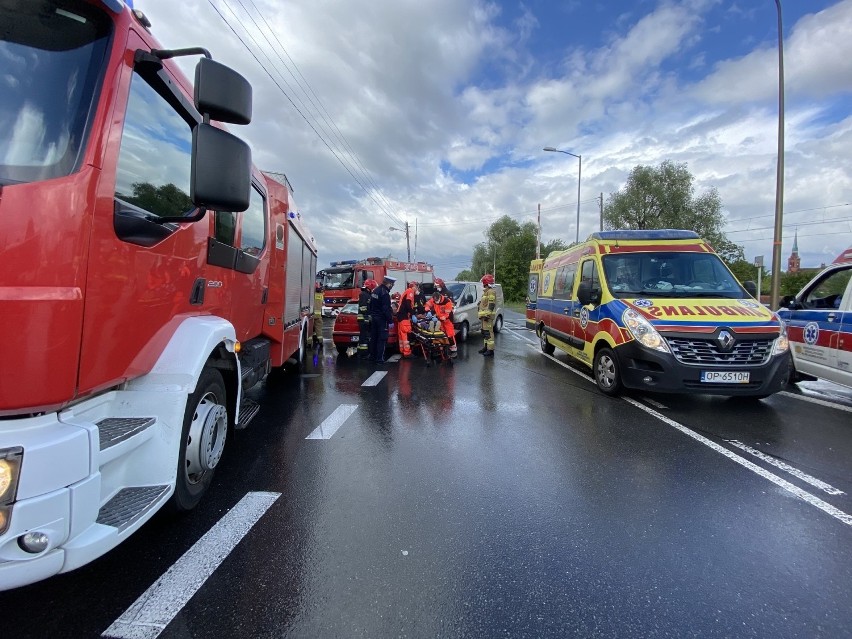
top-left (3, 310), bottom-right (852, 638)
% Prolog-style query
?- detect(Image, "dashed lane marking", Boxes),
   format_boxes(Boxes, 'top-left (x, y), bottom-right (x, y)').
top-left (505, 327), bottom-right (536, 344)
top-left (305, 404), bottom-right (359, 440)
top-left (362, 372), bottom-right (387, 387)
top-left (103, 491), bottom-right (280, 639)
top-left (724, 439), bottom-right (844, 496)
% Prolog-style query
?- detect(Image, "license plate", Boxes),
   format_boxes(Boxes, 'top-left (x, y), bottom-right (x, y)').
top-left (350, 336), bottom-right (360, 342)
top-left (700, 371), bottom-right (750, 383)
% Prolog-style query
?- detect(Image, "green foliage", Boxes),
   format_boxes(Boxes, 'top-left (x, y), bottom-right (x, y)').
top-left (780, 270), bottom-right (815, 296)
top-left (466, 215), bottom-right (567, 303)
top-left (455, 269), bottom-right (475, 280)
top-left (603, 160), bottom-right (741, 258)
top-left (124, 182), bottom-right (193, 218)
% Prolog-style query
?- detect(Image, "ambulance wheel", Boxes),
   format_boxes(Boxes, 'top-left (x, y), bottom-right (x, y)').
top-left (336, 344), bottom-right (348, 355)
top-left (594, 347), bottom-right (622, 396)
top-left (459, 321), bottom-right (469, 343)
top-left (172, 368), bottom-right (228, 512)
top-left (493, 315), bottom-right (503, 333)
top-left (539, 329), bottom-right (555, 355)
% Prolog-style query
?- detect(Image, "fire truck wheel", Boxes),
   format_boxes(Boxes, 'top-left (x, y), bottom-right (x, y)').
top-left (593, 347), bottom-right (623, 396)
top-left (172, 367), bottom-right (228, 512)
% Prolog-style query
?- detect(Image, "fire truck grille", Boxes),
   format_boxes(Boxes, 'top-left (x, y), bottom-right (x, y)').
top-left (665, 337), bottom-right (774, 366)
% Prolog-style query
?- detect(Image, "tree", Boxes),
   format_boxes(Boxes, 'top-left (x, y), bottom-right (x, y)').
top-left (603, 160), bottom-right (741, 259)
top-left (454, 269), bottom-right (476, 281)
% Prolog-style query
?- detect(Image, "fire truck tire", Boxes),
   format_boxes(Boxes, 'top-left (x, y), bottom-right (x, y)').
top-left (172, 367), bottom-right (228, 512)
top-left (593, 347), bottom-right (622, 396)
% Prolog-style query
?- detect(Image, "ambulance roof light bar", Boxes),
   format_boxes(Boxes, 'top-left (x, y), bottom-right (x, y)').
top-left (590, 230), bottom-right (700, 241)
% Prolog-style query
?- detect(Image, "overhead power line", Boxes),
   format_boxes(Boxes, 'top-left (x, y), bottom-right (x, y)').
top-left (209, 0), bottom-right (406, 228)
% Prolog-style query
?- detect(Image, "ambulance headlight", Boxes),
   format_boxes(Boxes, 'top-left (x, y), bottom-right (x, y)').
top-left (773, 320), bottom-right (790, 355)
top-left (623, 309), bottom-right (670, 353)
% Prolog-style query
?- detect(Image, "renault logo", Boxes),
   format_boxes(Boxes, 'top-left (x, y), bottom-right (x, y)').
top-left (718, 330), bottom-right (735, 351)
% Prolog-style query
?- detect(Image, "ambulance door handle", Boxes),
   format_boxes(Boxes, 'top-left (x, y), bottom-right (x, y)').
top-left (563, 306), bottom-right (571, 315)
top-left (827, 313), bottom-right (836, 323)
top-left (573, 309), bottom-right (580, 317)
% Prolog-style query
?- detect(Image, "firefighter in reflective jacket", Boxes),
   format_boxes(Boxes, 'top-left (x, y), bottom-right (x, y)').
top-left (424, 288), bottom-right (457, 356)
top-left (357, 279), bottom-right (377, 359)
top-left (396, 281), bottom-right (420, 358)
top-left (478, 274), bottom-right (496, 356)
top-left (313, 282), bottom-right (324, 349)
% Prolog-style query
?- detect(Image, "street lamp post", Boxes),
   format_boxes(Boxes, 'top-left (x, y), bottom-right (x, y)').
top-left (389, 222), bottom-right (411, 262)
top-left (769, 0), bottom-right (785, 311)
top-left (543, 147), bottom-right (582, 244)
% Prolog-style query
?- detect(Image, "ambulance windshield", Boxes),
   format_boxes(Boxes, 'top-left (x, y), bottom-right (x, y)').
top-left (602, 252), bottom-right (746, 298)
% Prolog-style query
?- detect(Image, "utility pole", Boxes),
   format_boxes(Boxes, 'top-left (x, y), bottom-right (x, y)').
top-left (536, 203), bottom-right (541, 259)
top-left (599, 193), bottom-right (604, 231)
top-left (389, 222), bottom-right (412, 262)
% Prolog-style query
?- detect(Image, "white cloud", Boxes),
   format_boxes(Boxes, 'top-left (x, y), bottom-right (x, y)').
top-left (133, 0), bottom-right (852, 276)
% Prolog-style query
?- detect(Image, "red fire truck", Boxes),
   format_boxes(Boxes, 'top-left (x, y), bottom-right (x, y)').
top-left (0, 1), bottom-right (316, 590)
top-left (321, 258), bottom-right (435, 314)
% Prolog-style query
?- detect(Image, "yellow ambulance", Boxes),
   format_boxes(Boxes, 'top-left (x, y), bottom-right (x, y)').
top-left (533, 230), bottom-right (791, 397)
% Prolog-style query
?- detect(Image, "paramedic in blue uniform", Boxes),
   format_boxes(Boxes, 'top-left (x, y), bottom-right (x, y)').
top-left (369, 275), bottom-right (395, 363)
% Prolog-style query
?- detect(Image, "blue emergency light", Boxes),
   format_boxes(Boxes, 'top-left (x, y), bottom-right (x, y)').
top-left (590, 230), bottom-right (700, 241)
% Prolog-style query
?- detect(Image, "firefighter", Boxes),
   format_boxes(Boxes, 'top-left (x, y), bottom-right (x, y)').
top-left (369, 275), bottom-right (395, 363)
top-left (313, 281), bottom-right (324, 350)
top-left (358, 279), bottom-right (377, 359)
top-left (396, 281), bottom-right (420, 359)
top-left (424, 288), bottom-right (457, 356)
top-left (478, 273), bottom-right (497, 356)
top-left (434, 277), bottom-right (447, 295)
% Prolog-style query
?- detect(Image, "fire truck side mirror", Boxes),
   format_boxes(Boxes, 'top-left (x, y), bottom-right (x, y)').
top-left (191, 124), bottom-right (252, 212)
top-left (194, 58), bottom-right (252, 125)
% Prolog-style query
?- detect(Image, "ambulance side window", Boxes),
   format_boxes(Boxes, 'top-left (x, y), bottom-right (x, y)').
top-left (555, 264), bottom-right (576, 298)
top-left (581, 260), bottom-right (601, 293)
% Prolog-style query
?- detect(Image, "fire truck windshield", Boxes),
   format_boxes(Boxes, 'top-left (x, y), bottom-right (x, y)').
top-left (0, 1), bottom-right (112, 185)
top-left (324, 269), bottom-right (355, 290)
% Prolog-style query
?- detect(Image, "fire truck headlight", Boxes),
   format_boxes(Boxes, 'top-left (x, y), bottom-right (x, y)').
top-left (0, 448), bottom-right (23, 505)
top-left (0, 507), bottom-right (9, 535)
top-left (773, 320), bottom-right (790, 355)
top-left (623, 309), bottom-right (670, 353)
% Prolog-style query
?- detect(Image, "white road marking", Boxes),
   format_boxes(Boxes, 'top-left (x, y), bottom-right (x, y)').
top-left (778, 390), bottom-right (852, 413)
top-left (527, 343), bottom-right (595, 382)
top-left (103, 491), bottom-right (280, 639)
top-left (725, 439), bottom-right (844, 496)
top-left (642, 397), bottom-right (669, 410)
top-left (622, 397), bottom-right (852, 527)
top-left (531, 344), bottom-right (852, 526)
top-left (387, 354), bottom-right (401, 362)
top-left (505, 327), bottom-right (536, 343)
top-left (362, 372), bottom-right (387, 387)
top-left (305, 404), bottom-right (359, 440)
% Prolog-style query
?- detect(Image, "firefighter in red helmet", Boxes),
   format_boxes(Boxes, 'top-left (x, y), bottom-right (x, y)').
top-left (312, 280), bottom-right (324, 350)
top-left (478, 274), bottom-right (497, 356)
top-left (357, 279), bottom-right (377, 359)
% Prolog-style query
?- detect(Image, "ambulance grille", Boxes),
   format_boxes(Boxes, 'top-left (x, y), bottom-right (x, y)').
top-left (666, 337), bottom-right (773, 366)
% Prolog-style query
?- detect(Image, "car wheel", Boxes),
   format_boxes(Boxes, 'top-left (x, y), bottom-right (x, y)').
top-left (172, 367), bottom-right (228, 512)
top-left (459, 321), bottom-right (469, 343)
top-left (539, 328), bottom-right (555, 355)
top-left (493, 315), bottom-right (503, 333)
top-left (593, 347), bottom-right (622, 396)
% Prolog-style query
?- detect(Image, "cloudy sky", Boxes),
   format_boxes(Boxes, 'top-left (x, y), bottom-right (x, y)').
top-left (136, 0), bottom-right (852, 278)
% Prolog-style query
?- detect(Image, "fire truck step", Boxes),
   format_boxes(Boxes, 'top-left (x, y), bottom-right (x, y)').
top-left (236, 398), bottom-right (260, 429)
top-left (96, 417), bottom-right (156, 451)
top-left (96, 485), bottom-right (169, 532)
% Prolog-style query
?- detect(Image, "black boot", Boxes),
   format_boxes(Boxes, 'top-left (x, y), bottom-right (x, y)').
top-left (478, 346), bottom-right (488, 354)
top-left (482, 349), bottom-right (494, 357)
